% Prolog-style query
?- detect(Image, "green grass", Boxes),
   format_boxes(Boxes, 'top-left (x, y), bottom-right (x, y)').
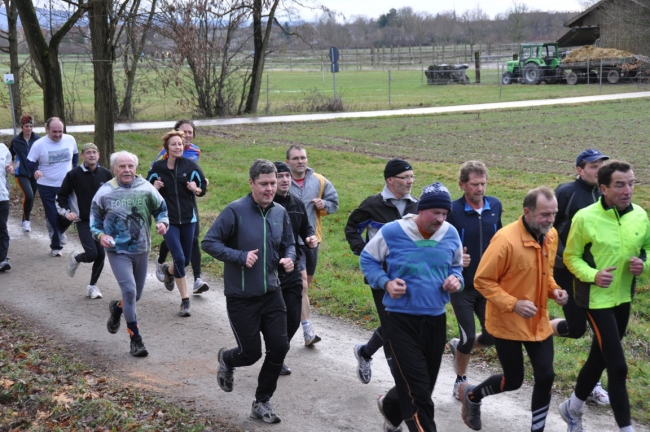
top-left (62, 96), bottom-right (650, 426)
top-left (1, 53), bottom-right (646, 125)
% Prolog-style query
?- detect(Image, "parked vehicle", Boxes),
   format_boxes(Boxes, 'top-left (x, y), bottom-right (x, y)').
top-left (502, 43), bottom-right (562, 85)
top-left (502, 42), bottom-right (650, 85)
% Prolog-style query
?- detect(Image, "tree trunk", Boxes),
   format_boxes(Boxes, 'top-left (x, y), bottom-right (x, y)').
top-left (3, 0), bottom-right (22, 124)
top-left (244, 0), bottom-right (279, 115)
top-left (89, 0), bottom-right (115, 167)
top-left (15, 0), bottom-right (86, 125)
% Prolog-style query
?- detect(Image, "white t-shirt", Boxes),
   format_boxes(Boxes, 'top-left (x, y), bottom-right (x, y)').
top-left (27, 134), bottom-right (78, 187)
top-left (0, 143), bottom-right (11, 201)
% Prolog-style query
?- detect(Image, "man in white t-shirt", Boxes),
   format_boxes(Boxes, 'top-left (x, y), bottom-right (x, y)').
top-left (0, 143), bottom-right (13, 272)
top-left (26, 117), bottom-right (78, 256)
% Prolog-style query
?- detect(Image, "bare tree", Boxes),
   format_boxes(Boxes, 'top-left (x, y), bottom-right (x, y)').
top-left (506, 2), bottom-right (529, 43)
top-left (119, 0), bottom-right (157, 120)
top-left (15, 0), bottom-right (88, 123)
top-left (0, 0), bottom-right (22, 123)
top-left (157, 0), bottom-right (249, 117)
top-left (461, 5), bottom-right (489, 52)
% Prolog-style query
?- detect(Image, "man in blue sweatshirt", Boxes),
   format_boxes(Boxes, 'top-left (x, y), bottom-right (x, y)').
top-left (361, 182), bottom-right (464, 432)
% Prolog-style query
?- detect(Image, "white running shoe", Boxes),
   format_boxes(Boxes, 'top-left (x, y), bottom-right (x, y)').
top-left (51, 249), bottom-right (63, 257)
top-left (558, 399), bottom-right (584, 432)
top-left (67, 251), bottom-right (80, 277)
top-left (60, 232), bottom-right (68, 245)
top-left (353, 344), bottom-right (372, 384)
top-left (155, 262), bottom-right (165, 282)
top-left (303, 322), bottom-right (321, 346)
top-left (453, 375), bottom-right (468, 400)
top-left (87, 285), bottom-right (103, 299)
top-left (587, 382), bottom-right (610, 406)
top-left (193, 277), bottom-right (210, 294)
top-left (22, 221), bottom-right (31, 232)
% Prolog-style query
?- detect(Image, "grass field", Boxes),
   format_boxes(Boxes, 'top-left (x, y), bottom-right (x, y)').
top-left (1, 54), bottom-right (647, 126)
top-left (61, 96), bottom-right (650, 424)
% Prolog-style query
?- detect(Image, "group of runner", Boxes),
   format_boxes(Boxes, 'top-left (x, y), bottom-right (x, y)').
top-left (0, 115), bottom-right (645, 432)
top-left (351, 152), bottom-right (646, 432)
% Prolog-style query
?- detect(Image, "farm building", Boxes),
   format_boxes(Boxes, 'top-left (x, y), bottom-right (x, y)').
top-left (558, 0), bottom-right (650, 56)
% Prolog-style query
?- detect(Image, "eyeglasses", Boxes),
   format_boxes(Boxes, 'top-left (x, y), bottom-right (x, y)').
top-left (394, 175), bottom-right (416, 181)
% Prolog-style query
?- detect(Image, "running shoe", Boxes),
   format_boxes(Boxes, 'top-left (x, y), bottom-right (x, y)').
top-left (22, 221), bottom-right (31, 232)
top-left (559, 399), bottom-right (584, 432)
top-left (453, 375), bottom-right (468, 400)
top-left (0, 259), bottom-right (10, 272)
top-left (377, 394), bottom-right (403, 432)
top-left (449, 337), bottom-right (459, 374)
top-left (130, 334), bottom-right (149, 357)
top-left (353, 343), bottom-right (372, 384)
top-left (459, 382), bottom-right (482, 431)
top-left (106, 300), bottom-right (122, 334)
top-left (250, 399), bottom-right (281, 423)
top-left (587, 382), bottom-right (610, 406)
top-left (161, 263), bottom-right (174, 291)
top-left (303, 322), bottom-right (321, 346)
top-left (217, 348), bottom-right (234, 392)
top-left (67, 251), bottom-right (80, 277)
top-left (193, 277), bottom-right (210, 294)
top-left (60, 232), bottom-right (68, 245)
top-left (51, 249), bottom-right (63, 257)
top-left (178, 298), bottom-right (191, 317)
top-left (87, 285), bottom-right (103, 299)
top-left (155, 262), bottom-right (165, 282)
top-left (279, 364), bottom-right (292, 376)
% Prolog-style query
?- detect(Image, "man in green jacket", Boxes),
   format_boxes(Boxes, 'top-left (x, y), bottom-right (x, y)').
top-left (559, 160), bottom-right (650, 432)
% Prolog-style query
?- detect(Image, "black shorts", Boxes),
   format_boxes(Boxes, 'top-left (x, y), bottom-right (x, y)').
top-left (298, 244), bottom-right (319, 276)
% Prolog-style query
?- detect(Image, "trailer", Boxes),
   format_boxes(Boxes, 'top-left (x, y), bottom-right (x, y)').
top-left (560, 56), bottom-right (649, 85)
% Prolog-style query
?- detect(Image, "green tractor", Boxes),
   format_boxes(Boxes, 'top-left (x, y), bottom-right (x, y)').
top-left (502, 43), bottom-right (563, 85)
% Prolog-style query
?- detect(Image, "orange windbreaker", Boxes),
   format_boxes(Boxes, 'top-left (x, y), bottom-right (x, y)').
top-left (474, 216), bottom-right (560, 342)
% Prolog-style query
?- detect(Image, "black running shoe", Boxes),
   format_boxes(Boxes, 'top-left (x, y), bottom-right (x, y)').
top-left (178, 298), bottom-right (191, 317)
top-left (106, 300), bottom-right (122, 334)
top-left (130, 334), bottom-right (149, 357)
top-left (161, 263), bottom-right (175, 291)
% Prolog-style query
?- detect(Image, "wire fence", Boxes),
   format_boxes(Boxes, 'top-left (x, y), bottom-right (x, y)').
top-left (1, 48), bottom-right (649, 125)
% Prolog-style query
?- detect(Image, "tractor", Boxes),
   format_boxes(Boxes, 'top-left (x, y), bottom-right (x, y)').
top-left (502, 43), bottom-right (563, 85)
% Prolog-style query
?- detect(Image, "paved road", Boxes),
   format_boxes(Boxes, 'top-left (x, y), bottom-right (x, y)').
top-left (2, 215), bottom-right (646, 431)
top-left (2, 91), bottom-right (649, 136)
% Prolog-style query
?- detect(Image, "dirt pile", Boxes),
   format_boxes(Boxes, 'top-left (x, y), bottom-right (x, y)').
top-left (563, 45), bottom-right (635, 62)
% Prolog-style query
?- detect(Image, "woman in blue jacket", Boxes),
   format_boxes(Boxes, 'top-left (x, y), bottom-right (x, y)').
top-left (9, 114), bottom-right (41, 232)
top-left (148, 130), bottom-right (207, 317)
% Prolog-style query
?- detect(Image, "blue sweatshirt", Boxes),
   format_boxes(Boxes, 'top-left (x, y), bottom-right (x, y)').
top-left (360, 214), bottom-right (464, 316)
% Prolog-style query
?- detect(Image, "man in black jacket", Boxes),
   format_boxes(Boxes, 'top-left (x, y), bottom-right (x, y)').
top-left (345, 158), bottom-right (418, 389)
top-left (273, 161), bottom-right (318, 376)
top-left (202, 159), bottom-right (295, 424)
top-left (446, 161), bottom-right (502, 400)
top-left (57, 143), bottom-right (113, 299)
top-left (550, 148), bottom-right (611, 406)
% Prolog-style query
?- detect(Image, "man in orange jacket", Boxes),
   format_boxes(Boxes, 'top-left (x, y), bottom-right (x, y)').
top-left (458, 186), bottom-right (568, 432)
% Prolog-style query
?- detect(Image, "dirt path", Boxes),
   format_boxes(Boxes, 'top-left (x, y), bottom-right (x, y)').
top-left (1, 215), bottom-right (646, 432)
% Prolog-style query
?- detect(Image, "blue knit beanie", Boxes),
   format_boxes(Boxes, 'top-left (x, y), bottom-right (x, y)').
top-left (417, 182), bottom-right (452, 213)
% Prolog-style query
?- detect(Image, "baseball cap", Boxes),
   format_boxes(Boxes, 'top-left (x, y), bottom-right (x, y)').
top-left (576, 149), bottom-right (609, 166)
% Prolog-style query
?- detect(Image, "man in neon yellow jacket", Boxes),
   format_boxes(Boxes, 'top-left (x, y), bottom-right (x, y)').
top-left (560, 160), bottom-right (650, 432)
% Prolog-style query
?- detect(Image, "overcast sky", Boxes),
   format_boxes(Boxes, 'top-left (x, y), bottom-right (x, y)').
top-left (307, 0), bottom-right (585, 21)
